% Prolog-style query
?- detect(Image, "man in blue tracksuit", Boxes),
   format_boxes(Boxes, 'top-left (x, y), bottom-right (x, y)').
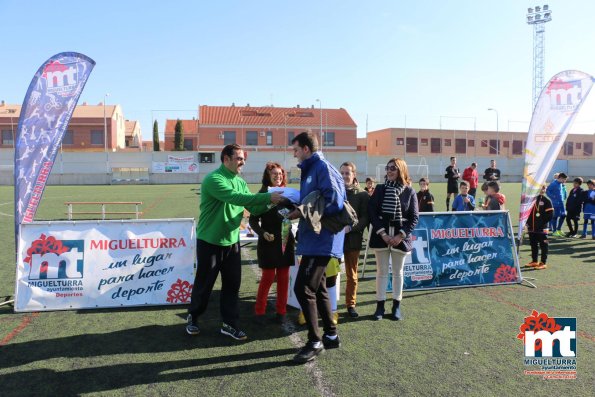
top-left (546, 172), bottom-right (568, 236)
top-left (288, 131), bottom-right (345, 363)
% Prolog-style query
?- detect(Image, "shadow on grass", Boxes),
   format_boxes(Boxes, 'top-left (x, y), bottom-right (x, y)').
top-left (0, 347), bottom-right (297, 397)
top-left (2, 292), bottom-right (292, 368)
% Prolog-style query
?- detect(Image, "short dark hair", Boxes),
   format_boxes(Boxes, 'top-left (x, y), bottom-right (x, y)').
top-left (487, 181), bottom-right (500, 192)
top-left (450, 156), bottom-right (456, 161)
top-left (365, 177), bottom-right (375, 183)
top-left (220, 144), bottom-right (243, 162)
top-left (558, 172), bottom-right (568, 179)
top-left (292, 131), bottom-right (318, 153)
top-left (460, 181), bottom-right (469, 188)
top-left (471, 162), bottom-right (477, 167)
top-left (574, 177), bottom-right (583, 185)
top-left (481, 182), bottom-right (489, 192)
top-left (419, 177), bottom-right (429, 184)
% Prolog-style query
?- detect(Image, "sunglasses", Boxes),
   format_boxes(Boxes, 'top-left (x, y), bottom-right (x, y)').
top-left (385, 165), bottom-right (397, 172)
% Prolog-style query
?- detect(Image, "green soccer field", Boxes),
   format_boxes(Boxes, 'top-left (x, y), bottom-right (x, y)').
top-left (0, 183), bottom-right (593, 396)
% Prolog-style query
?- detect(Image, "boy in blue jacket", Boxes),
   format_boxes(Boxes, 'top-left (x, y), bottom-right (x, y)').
top-left (287, 131), bottom-right (345, 363)
top-left (452, 181), bottom-right (476, 211)
top-left (546, 172), bottom-right (568, 236)
top-left (580, 179), bottom-right (595, 239)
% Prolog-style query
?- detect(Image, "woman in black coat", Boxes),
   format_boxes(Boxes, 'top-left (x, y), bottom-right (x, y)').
top-left (368, 158), bottom-right (419, 321)
top-left (249, 162), bottom-right (295, 322)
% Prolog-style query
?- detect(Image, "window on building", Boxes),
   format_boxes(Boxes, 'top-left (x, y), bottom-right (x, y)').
top-left (287, 131), bottom-right (295, 145)
top-left (512, 140), bottom-right (523, 155)
top-left (431, 138), bottom-right (441, 153)
top-left (266, 131), bottom-right (273, 145)
top-left (489, 140), bottom-right (500, 155)
top-left (199, 153), bottom-right (215, 163)
top-left (375, 140), bottom-right (378, 147)
top-left (444, 139), bottom-right (451, 147)
top-left (481, 140), bottom-right (488, 148)
top-left (62, 130), bottom-right (74, 145)
top-left (584, 142), bottom-right (593, 156)
top-left (90, 130), bottom-right (104, 145)
top-left (576, 142), bottom-right (582, 149)
top-left (396, 138), bottom-right (404, 145)
top-left (406, 137), bottom-right (418, 153)
top-left (223, 131), bottom-right (236, 145)
top-left (246, 131), bottom-right (258, 146)
top-left (420, 138), bottom-right (428, 146)
top-left (324, 132), bottom-right (335, 146)
top-left (455, 138), bottom-right (466, 154)
top-left (2, 130), bottom-right (14, 146)
top-left (503, 141), bottom-right (509, 148)
top-left (184, 138), bottom-right (193, 151)
top-left (564, 141), bottom-right (574, 156)
top-left (468, 139), bottom-right (475, 147)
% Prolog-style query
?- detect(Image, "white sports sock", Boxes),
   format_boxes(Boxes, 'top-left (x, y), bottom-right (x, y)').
top-left (326, 334), bottom-right (338, 340)
top-left (328, 285), bottom-right (337, 311)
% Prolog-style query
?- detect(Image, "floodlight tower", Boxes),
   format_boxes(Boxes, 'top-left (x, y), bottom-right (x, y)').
top-left (526, 5), bottom-right (552, 110)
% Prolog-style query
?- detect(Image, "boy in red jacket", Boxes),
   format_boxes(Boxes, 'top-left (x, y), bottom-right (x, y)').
top-left (462, 162), bottom-right (479, 197)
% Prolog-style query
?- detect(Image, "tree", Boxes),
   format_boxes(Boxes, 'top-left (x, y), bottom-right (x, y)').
top-left (174, 119), bottom-right (184, 151)
top-left (152, 120), bottom-right (160, 152)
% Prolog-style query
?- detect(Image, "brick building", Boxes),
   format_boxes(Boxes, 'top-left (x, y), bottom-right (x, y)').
top-left (367, 127), bottom-right (594, 160)
top-left (0, 102), bottom-right (140, 152)
top-left (164, 105), bottom-right (358, 162)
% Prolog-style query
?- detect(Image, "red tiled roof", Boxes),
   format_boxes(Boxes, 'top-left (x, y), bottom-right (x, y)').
top-left (164, 119), bottom-right (199, 133)
top-left (199, 105), bottom-right (357, 128)
top-left (125, 120), bottom-right (138, 134)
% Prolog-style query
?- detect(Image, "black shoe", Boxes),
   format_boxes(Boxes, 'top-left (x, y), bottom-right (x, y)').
top-left (275, 313), bottom-right (287, 324)
top-left (374, 301), bottom-right (385, 320)
top-left (391, 300), bottom-right (402, 321)
top-left (347, 306), bottom-right (359, 318)
top-left (185, 314), bottom-right (200, 336)
top-left (221, 323), bottom-right (248, 341)
top-left (254, 315), bottom-right (267, 325)
top-left (293, 341), bottom-right (323, 363)
top-left (322, 333), bottom-right (341, 349)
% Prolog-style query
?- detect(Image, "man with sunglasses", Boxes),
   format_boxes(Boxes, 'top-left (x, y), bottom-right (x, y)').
top-left (186, 144), bottom-right (283, 340)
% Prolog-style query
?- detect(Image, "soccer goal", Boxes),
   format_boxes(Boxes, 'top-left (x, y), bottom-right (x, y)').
top-left (375, 157), bottom-right (429, 182)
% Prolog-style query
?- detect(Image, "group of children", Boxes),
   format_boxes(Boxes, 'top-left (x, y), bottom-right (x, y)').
top-left (544, 173), bottom-right (595, 239)
top-left (414, 173), bottom-right (594, 272)
top-left (523, 173), bottom-right (594, 271)
top-left (416, 178), bottom-right (506, 213)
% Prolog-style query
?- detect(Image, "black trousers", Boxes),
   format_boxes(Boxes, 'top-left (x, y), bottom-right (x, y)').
top-left (529, 232), bottom-right (548, 264)
top-left (294, 256), bottom-right (337, 342)
top-left (566, 211), bottom-right (579, 235)
top-left (188, 239), bottom-right (241, 327)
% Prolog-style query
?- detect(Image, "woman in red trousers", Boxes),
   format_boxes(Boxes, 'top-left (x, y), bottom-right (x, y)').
top-left (249, 162), bottom-right (295, 323)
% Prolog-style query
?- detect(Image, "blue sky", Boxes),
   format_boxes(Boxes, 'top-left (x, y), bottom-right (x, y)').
top-left (3, 0), bottom-right (595, 139)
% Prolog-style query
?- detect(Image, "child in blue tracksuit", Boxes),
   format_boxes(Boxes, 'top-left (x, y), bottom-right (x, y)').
top-left (546, 172), bottom-right (568, 236)
top-left (580, 179), bottom-right (595, 239)
top-left (452, 181), bottom-right (476, 211)
top-left (565, 177), bottom-right (584, 237)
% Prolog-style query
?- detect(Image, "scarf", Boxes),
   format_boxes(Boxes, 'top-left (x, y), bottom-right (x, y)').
top-left (382, 179), bottom-right (405, 222)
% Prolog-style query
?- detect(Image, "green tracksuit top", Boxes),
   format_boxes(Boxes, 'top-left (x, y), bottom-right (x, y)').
top-left (196, 164), bottom-right (271, 246)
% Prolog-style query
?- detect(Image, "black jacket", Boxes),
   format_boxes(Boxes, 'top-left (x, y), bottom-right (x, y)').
top-left (368, 184), bottom-right (419, 251)
top-left (566, 186), bottom-right (584, 213)
top-left (249, 203), bottom-right (295, 269)
top-left (526, 195), bottom-right (553, 233)
top-left (343, 185), bottom-right (370, 252)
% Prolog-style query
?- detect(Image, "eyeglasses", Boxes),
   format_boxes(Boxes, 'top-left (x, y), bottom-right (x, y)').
top-left (385, 165), bottom-right (397, 172)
